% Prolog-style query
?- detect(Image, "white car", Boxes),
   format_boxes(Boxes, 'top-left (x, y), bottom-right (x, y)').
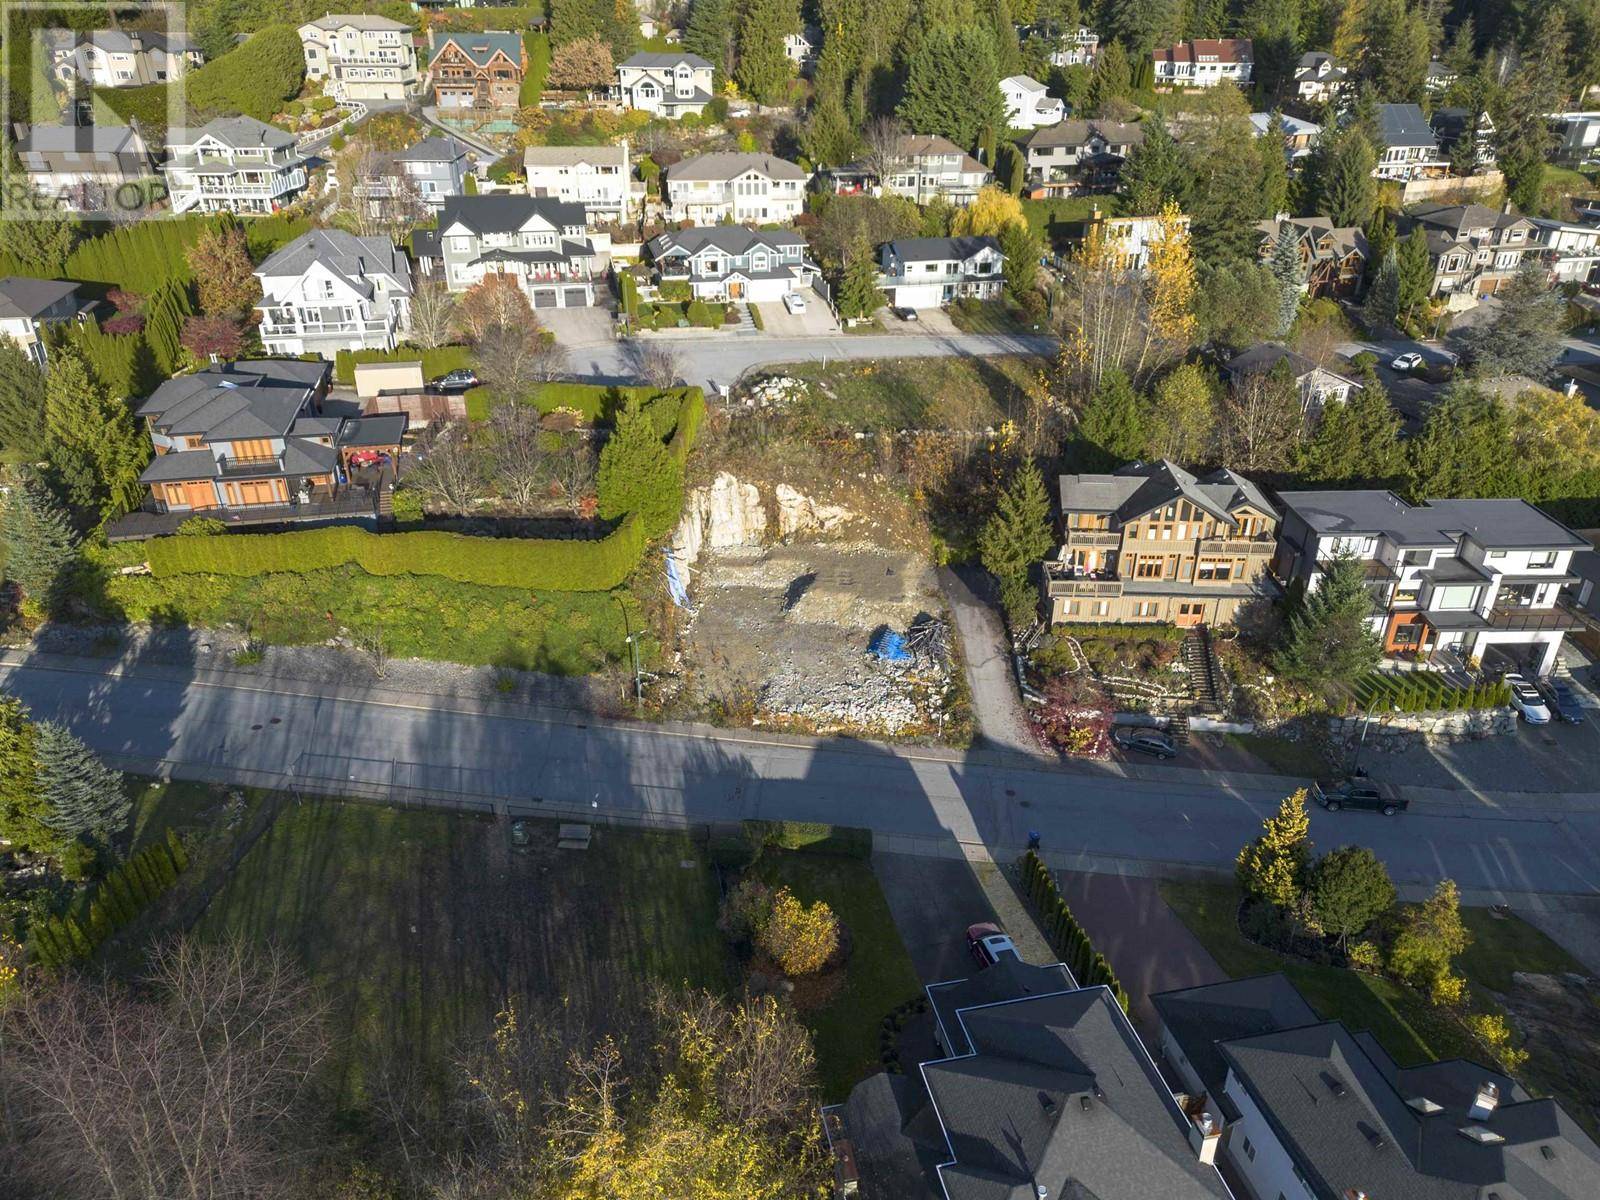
top-left (782, 291), bottom-right (807, 315)
top-left (1504, 673), bottom-right (1552, 724)
top-left (1390, 352), bottom-right (1425, 372)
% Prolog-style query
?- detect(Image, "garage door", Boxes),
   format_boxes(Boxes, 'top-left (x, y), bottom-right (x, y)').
top-left (531, 289), bottom-right (557, 308)
top-left (562, 287), bottom-right (589, 308)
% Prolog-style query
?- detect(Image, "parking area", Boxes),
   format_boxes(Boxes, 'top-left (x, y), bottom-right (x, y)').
top-left (873, 854), bottom-right (1001, 983)
top-left (874, 306), bottom-right (960, 336)
top-left (541, 305), bottom-right (615, 348)
top-left (1369, 708), bottom-right (1600, 793)
top-left (753, 293), bottom-right (840, 336)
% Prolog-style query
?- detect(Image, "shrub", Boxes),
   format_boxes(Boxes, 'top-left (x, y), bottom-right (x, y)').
top-left (176, 517), bottom-right (227, 536)
top-left (757, 887), bottom-right (840, 976)
top-left (742, 819), bottom-right (872, 859)
top-left (686, 299), bottom-right (718, 327)
top-left (1463, 1011), bottom-right (1529, 1072)
top-left (1347, 939), bottom-right (1382, 972)
top-left (718, 878), bottom-right (774, 942)
top-left (389, 488), bottom-right (424, 524)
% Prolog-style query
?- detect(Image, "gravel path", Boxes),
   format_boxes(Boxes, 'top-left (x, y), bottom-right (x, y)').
top-left (937, 566), bottom-right (1050, 758)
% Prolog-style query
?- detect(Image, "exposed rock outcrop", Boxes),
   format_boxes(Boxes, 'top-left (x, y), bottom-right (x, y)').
top-left (673, 473), bottom-right (857, 565)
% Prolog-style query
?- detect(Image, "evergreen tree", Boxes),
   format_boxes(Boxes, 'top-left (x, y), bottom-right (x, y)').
top-left (735, 0), bottom-right (800, 105)
top-left (684, 0), bottom-right (738, 80)
top-left (1320, 128), bottom-right (1378, 228)
top-left (1100, 0), bottom-right (1181, 57)
top-left (1119, 119), bottom-right (1189, 212)
top-left (2, 473), bottom-right (80, 610)
top-left (1460, 259), bottom-right (1564, 380)
top-left (1266, 225), bottom-right (1306, 336)
top-left (836, 241), bottom-right (884, 319)
top-left (35, 721), bottom-right (128, 844)
top-left (1258, 113), bottom-right (1291, 219)
top-left (999, 221), bottom-right (1040, 304)
top-left (1236, 789), bottom-right (1312, 911)
top-left (898, 26), bottom-right (1007, 148)
top-left (988, 0), bottom-right (1022, 77)
top-left (1394, 226), bottom-right (1432, 321)
top-left (1088, 39), bottom-right (1131, 113)
top-left (1274, 551), bottom-right (1383, 687)
top-left (1407, 383), bottom-right (1517, 500)
top-left (1310, 846), bottom-right (1396, 947)
top-left (1298, 372), bottom-right (1405, 485)
top-left (1363, 246), bottom-right (1400, 332)
top-left (0, 340), bottom-right (47, 462)
top-left (1005, 144), bottom-right (1027, 195)
top-left (1497, 9), bottom-right (1570, 212)
top-left (0, 697), bottom-right (52, 856)
top-left (1353, 0), bottom-right (1431, 102)
top-left (551, 0), bottom-right (602, 46)
top-left (1184, 96), bottom-right (1266, 267)
top-left (1072, 368), bottom-right (1146, 469)
top-left (977, 460), bottom-right (1054, 628)
top-left (596, 398), bottom-right (684, 538)
top-left (43, 348), bottom-right (149, 523)
top-left (1364, 206), bottom-right (1395, 270)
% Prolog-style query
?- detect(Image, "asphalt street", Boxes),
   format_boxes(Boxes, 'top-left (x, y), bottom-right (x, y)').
top-left (6, 656), bottom-right (1600, 899)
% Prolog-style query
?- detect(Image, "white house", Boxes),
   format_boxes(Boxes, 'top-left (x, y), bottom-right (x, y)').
top-left (645, 227), bottom-right (818, 302)
top-left (49, 29), bottom-right (202, 87)
top-left (827, 134), bottom-right (991, 205)
top-left (1068, 209), bottom-right (1189, 271)
top-left (1529, 218), bottom-right (1600, 285)
top-left (0, 277), bottom-right (88, 367)
top-left (437, 195), bottom-right (605, 307)
top-left (1153, 38), bottom-right (1253, 88)
top-left (1372, 103), bottom-right (1449, 182)
top-left (524, 143), bottom-right (631, 224)
top-left (162, 116), bottom-right (308, 214)
top-left (615, 52), bottom-right (715, 119)
top-left (1249, 112), bottom-right (1321, 160)
top-left (1291, 51), bottom-right (1345, 105)
top-left (783, 28), bottom-right (820, 68)
top-left (1273, 491), bottom-right (1588, 676)
top-left (663, 152), bottom-right (808, 224)
top-left (1224, 343), bottom-right (1362, 416)
top-left (878, 236), bottom-right (1005, 309)
top-left (297, 14), bottom-right (418, 102)
top-left (1045, 26), bottom-right (1099, 68)
top-left (254, 229), bottom-right (413, 357)
top-left (999, 75), bottom-right (1064, 129)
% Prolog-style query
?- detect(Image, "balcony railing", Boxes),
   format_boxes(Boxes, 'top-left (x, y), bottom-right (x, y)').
top-left (217, 453), bottom-right (283, 476)
top-left (1199, 535), bottom-right (1276, 554)
top-left (1046, 578), bottom-right (1124, 598)
top-left (1063, 529), bottom-right (1121, 549)
top-left (260, 318), bottom-right (395, 338)
top-left (1487, 602), bottom-right (1588, 633)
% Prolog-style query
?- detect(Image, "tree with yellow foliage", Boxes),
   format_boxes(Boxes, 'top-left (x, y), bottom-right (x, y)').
top-left (1145, 200), bottom-right (1198, 347)
top-left (1236, 789), bottom-right (1313, 911)
top-left (757, 888), bottom-right (840, 976)
top-left (951, 185), bottom-right (1026, 238)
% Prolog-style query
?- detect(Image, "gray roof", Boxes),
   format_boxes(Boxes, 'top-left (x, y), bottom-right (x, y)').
top-left (1221, 1021), bottom-right (1600, 1200)
top-left (1376, 103), bottom-right (1439, 149)
top-left (169, 115), bottom-right (297, 151)
top-left (1150, 974), bottom-right (1319, 1098)
top-left (1227, 342), bottom-right (1360, 387)
top-left (1021, 119), bottom-right (1144, 150)
top-left (139, 449), bottom-right (219, 484)
top-left (255, 229), bottom-right (412, 299)
top-left (1256, 216), bottom-right (1368, 261)
top-left (1410, 202), bottom-right (1530, 237)
top-left (925, 988), bottom-right (1233, 1200)
top-left (884, 235), bottom-right (1002, 263)
top-left (429, 30), bottom-right (522, 68)
top-left (304, 13), bottom-right (411, 31)
top-left (1276, 491), bottom-right (1590, 551)
top-left (137, 362), bottom-right (326, 439)
top-left (69, 29), bottom-right (196, 54)
top-left (666, 151), bottom-right (807, 182)
top-left (0, 276), bottom-right (80, 321)
top-left (11, 121), bottom-right (153, 174)
top-left (619, 50), bottom-right (712, 70)
top-left (395, 135), bottom-right (471, 163)
top-left (439, 194), bottom-right (585, 235)
top-left (1059, 460), bottom-right (1277, 528)
top-left (647, 226), bottom-right (807, 259)
top-left (929, 959), bottom-right (1077, 1058)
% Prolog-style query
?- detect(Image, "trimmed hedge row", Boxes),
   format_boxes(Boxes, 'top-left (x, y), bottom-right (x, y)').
top-left (31, 830), bottom-right (190, 969)
top-left (334, 344), bottom-right (474, 385)
top-left (1355, 673), bottom-right (1513, 714)
top-left (1021, 850), bottom-right (1130, 1011)
top-left (148, 515), bottom-right (646, 591)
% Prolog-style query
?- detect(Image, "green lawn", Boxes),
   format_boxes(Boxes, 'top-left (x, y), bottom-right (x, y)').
top-left (773, 355), bottom-right (1045, 430)
top-left (754, 849), bottom-right (923, 1102)
top-left (947, 300), bottom-right (1037, 335)
top-left (1223, 733), bottom-right (1329, 779)
top-left (1459, 907), bottom-right (1588, 995)
top-left (198, 801), bottom-right (732, 1106)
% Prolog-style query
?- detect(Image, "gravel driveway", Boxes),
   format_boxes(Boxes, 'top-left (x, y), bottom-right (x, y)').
top-left (938, 566), bottom-right (1046, 758)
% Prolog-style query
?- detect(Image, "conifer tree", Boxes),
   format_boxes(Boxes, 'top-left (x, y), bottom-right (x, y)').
top-left (1363, 246), bottom-right (1400, 332)
top-left (1236, 789), bottom-right (1313, 910)
top-left (898, 26), bottom-right (1007, 149)
top-left (0, 340), bottom-right (47, 462)
top-left (43, 347), bottom-right (149, 522)
top-left (1120, 120), bottom-right (1188, 214)
top-left (35, 721), bottom-right (129, 844)
top-left (735, 0), bottom-right (799, 105)
top-left (2, 473), bottom-right (79, 610)
top-left (1394, 226), bottom-right (1432, 323)
top-left (1073, 368), bottom-right (1146, 470)
top-left (1266, 226), bottom-right (1306, 336)
top-left (0, 697), bottom-right (51, 856)
top-left (836, 241), bottom-right (884, 319)
top-left (1274, 552), bottom-right (1383, 687)
top-left (596, 398), bottom-right (683, 538)
top-left (1320, 128), bottom-right (1378, 229)
top-left (978, 461), bottom-right (1053, 628)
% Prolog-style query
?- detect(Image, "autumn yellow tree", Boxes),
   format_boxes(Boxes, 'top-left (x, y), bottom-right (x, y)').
top-left (951, 185), bottom-right (1026, 237)
top-left (757, 888), bottom-right (840, 976)
top-left (1236, 789), bottom-right (1313, 911)
top-left (1145, 200), bottom-right (1198, 347)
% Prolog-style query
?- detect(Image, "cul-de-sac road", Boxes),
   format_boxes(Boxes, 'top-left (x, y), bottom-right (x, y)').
top-left (5, 653), bottom-right (1600, 901)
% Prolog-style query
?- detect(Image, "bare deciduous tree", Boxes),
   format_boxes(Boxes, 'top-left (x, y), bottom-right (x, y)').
top-left (454, 274), bottom-right (534, 344)
top-left (407, 277), bottom-right (458, 351)
top-left (549, 431), bottom-right (597, 517)
top-left (487, 405), bottom-right (551, 511)
top-left (408, 422), bottom-right (486, 516)
top-left (6, 937), bottom-right (328, 1200)
top-left (474, 324), bottom-right (568, 395)
top-left (1218, 367), bottom-right (1306, 472)
top-left (338, 145), bottom-right (426, 241)
top-left (627, 341), bottom-right (683, 388)
top-left (860, 115), bottom-right (907, 188)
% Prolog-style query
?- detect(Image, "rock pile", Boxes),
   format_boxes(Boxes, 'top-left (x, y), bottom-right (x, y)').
top-left (761, 659), bottom-right (925, 733)
top-left (742, 375), bottom-right (811, 408)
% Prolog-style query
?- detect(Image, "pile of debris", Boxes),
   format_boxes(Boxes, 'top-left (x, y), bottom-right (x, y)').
top-left (761, 658), bottom-right (927, 733)
top-left (741, 375), bottom-right (816, 408)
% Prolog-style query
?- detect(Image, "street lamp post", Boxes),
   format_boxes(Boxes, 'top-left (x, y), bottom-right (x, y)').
top-left (613, 595), bottom-right (642, 706)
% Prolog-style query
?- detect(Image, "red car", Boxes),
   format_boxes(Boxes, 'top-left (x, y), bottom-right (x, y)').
top-left (966, 922), bottom-right (1021, 969)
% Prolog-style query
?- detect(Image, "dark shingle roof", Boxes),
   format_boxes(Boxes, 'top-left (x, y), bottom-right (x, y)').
top-left (1059, 460), bottom-right (1277, 527)
top-left (1021, 119), bottom-right (1144, 150)
top-left (255, 229), bottom-right (411, 299)
top-left (1276, 491), bottom-right (1590, 551)
top-left (884, 235), bottom-right (1002, 263)
top-left (439, 194), bottom-right (585, 235)
top-left (0, 276), bottom-right (80, 321)
top-left (137, 363), bottom-right (323, 439)
top-left (1376, 103), bottom-right (1439, 149)
top-left (395, 135), bottom-right (471, 163)
top-left (1150, 974), bottom-right (1319, 1097)
top-left (619, 50), bottom-right (712, 70)
top-left (646, 226), bottom-right (806, 258)
top-left (169, 115), bottom-right (296, 150)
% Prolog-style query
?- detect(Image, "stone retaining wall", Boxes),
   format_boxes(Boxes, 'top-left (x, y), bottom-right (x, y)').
top-left (1329, 705), bottom-right (1518, 744)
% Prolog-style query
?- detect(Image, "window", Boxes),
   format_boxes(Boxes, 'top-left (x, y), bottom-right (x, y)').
top-left (1241, 1136), bottom-right (1256, 1161)
top-left (1135, 601), bottom-right (1159, 618)
top-left (1092, 601), bottom-right (1109, 617)
top-left (1197, 561), bottom-right (1232, 581)
top-left (1486, 549), bottom-right (1506, 560)
top-left (1529, 552), bottom-right (1557, 569)
top-left (1433, 584), bottom-right (1479, 610)
top-left (1135, 559), bottom-right (1163, 578)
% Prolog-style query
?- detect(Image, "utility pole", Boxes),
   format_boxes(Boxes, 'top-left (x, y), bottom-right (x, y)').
top-left (614, 595), bottom-right (642, 706)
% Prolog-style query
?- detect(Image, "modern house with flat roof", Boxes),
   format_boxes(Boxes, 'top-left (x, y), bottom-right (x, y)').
top-left (10, 121), bottom-right (158, 211)
top-left (1373, 103), bottom-right (1449, 181)
top-left (1271, 491), bottom-right (1589, 675)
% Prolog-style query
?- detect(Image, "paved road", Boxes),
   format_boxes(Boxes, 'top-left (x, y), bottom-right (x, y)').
top-left (561, 331), bottom-right (1059, 394)
top-left (5, 654), bottom-right (1600, 899)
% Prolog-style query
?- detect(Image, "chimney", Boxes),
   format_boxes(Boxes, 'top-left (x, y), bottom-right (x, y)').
top-left (1469, 1081), bottom-right (1500, 1121)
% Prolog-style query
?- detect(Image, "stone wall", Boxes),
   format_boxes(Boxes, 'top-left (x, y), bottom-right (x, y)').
top-left (1328, 705), bottom-right (1518, 746)
top-left (671, 472), bottom-right (854, 566)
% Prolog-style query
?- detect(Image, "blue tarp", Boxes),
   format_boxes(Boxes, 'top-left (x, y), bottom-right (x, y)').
top-left (663, 550), bottom-right (690, 608)
top-left (870, 629), bottom-right (912, 663)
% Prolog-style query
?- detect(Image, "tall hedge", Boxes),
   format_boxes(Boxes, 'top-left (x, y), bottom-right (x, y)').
top-left (521, 32), bottom-right (551, 107)
top-left (97, 25), bottom-right (305, 131)
top-left (334, 345), bottom-right (474, 384)
top-left (1020, 850), bottom-right (1130, 1011)
top-left (144, 279), bottom-right (194, 376)
top-left (67, 322), bottom-right (158, 399)
top-left (147, 517), bottom-right (647, 591)
top-left (29, 839), bottom-right (188, 969)
top-left (65, 216), bottom-right (215, 292)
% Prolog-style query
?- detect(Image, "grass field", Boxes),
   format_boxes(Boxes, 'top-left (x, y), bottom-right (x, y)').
top-left (755, 849), bottom-right (924, 1102)
top-left (198, 801), bottom-right (733, 1106)
top-left (775, 355), bottom-right (1044, 430)
top-left (1459, 907), bottom-right (1588, 994)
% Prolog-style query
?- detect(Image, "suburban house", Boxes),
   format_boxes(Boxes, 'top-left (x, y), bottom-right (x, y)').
top-left (614, 51), bottom-right (715, 118)
top-left (1271, 491), bottom-right (1589, 675)
top-left (1552, 111), bottom-right (1600, 165)
top-left (162, 116), bottom-right (308, 214)
top-left (1249, 111), bottom-right (1321, 161)
top-left (1291, 51), bottom-right (1345, 105)
top-left (662, 152), bottom-right (808, 224)
top-left (48, 29), bottom-right (202, 87)
top-left (0, 277), bottom-right (90, 367)
top-left (1020, 119), bottom-right (1143, 197)
top-left (828, 134), bottom-right (991, 205)
top-left (355, 135), bottom-right (473, 213)
top-left (999, 74), bottom-right (1064, 128)
top-left (1152, 38), bottom-right (1253, 89)
top-left (10, 121), bottom-right (158, 211)
top-left (1529, 217), bottom-right (1600, 285)
top-left (1372, 103), bottom-right (1449, 181)
top-left (823, 957), bottom-right (1236, 1200)
top-left (1254, 216), bottom-right (1368, 297)
top-left (427, 30), bottom-right (525, 110)
top-left (1424, 59), bottom-right (1458, 92)
top-left (783, 28), bottom-right (820, 68)
top-left (1153, 974), bottom-right (1600, 1200)
top-left (254, 229), bottom-right (413, 357)
top-left (1404, 201), bottom-right (1537, 304)
top-left (523, 143), bottom-right (630, 224)
top-left (878, 236), bottom-right (1004, 309)
top-left (1224, 343), bottom-right (1363, 415)
top-left (645, 227), bottom-right (818, 302)
top-left (1065, 209), bottom-right (1189, 271)
top-left (436, 194), bottom-right (604, 307)
top-left (132, 360), bottom-right (407, 526)
top-left (1046, 460), bottom-right (1279, 627)
top-left (1430, 106), bottom-right (1498, 170)
top-left (297, 14), bottom-right (418, 102)
top-left (1045, 25), bottom-right (1100, 67)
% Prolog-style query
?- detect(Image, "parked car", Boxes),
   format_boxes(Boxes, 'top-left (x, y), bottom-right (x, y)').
top-left (1311, 778), bottom-right (1407, 815)
top-left (1537, 678), bottom-right (1585, 724)
top-left (966, 922), bottom-right (1021, 969)
top-left (431, 368), bottom-right (479, 393)
top-left (782, 291), bottom-right (806, 314)
top-left (1111, 728), bottom-right (1178, 759)
top-left (508, 818), bottom-right (530, 850)
top-left (1504, 673), bottom-right (1552, 724)
top-left (893, 305), bottom-right (919, 321)
top-left (1390, 352), bottom-right (1424, 372)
